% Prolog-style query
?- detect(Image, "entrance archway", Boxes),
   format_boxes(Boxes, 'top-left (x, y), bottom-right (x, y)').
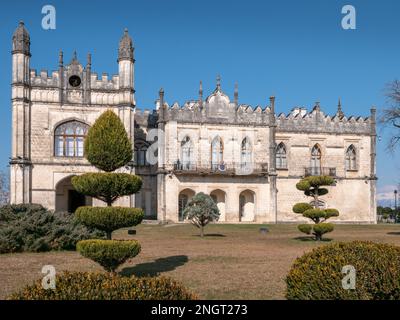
top-left (210, 189), bottom-right (226, 222)
top-left (239, 190), bottom-right (255, 222)
top-left (178, 189), bottom-right (195, 221)
top-left (55, 176), bottom-right (92, 213)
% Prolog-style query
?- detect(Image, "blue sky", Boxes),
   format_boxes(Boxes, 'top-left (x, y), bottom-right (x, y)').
top-left (1, 0), bottom-right (400, 202)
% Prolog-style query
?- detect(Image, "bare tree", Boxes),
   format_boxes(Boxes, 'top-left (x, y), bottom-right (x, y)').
top-left (0, 170), bottom-right (10, 205)
top-left (381, 80), bottom-right (400, 151)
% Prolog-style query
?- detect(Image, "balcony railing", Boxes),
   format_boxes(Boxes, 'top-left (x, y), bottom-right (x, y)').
top-left (173, 161), bottom-right (268, 176)
top-left (304, 167), bottom-right (336, 177)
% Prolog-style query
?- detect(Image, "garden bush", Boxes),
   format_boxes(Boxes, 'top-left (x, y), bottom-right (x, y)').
top-left (77, 239), bottom-right (141, 272)
top-left (286, 241), bottom-right (400, 300)
top-left (0, 204), bottom-right (104, 253)
top-left (72, 173), bottom-right (142, 206)
top-left (9, 271), bottom-right (196, 300)
top-left (75, 206), bottom-right (144, 239)
top-left (297, 224), bottom-right (312, 235)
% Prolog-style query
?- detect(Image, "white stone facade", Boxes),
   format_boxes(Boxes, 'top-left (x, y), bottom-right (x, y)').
top-left (9, 22), bottom-right (377, 223)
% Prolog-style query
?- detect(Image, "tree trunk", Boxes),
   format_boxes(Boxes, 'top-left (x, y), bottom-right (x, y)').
top-left (106, 231), bottom-right (112, 240)
top-left (200, 225), bottom-right (204, 238)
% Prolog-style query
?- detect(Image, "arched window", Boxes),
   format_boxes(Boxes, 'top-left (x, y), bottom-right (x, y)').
top-left (134, 141), bottom-right (149, 166)
top-left (211, 136), bottom-right (223, 170)
top-left (240, 138), bottom-right (252, 170)
top-left (311, 144), bottom-right (322, 175)
top-left (276, 142), bottom-right (287, 169)
top-left (346, 145), bottom-right (357, 170)
top-left (181, 136), bottom-right (193, 170)
top-left (54, 121), bottom-right (89, 157)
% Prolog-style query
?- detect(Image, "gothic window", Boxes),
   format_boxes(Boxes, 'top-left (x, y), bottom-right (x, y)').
top-left (311, 144), bottom-right (322, 175)
top-left (240, 138), bottom-right (252, 170)
top-left (211, 136), bottom-right (223, 170)
top-left (346, 145), bottom-right (357, 170)
top-left (54, 121), bottom-right (89, 157)
top-left (134, 142), bottom-right (148, 166)
top-left (276, 142), bottom-right (287, 169)
top-left (181, 136), bottom-right (194, 170)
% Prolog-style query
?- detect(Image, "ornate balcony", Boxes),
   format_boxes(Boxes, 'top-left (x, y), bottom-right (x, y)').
top-left (304, 167), bottom-right (336, 177)
top-left (173, 161), bottom-right (268, 176)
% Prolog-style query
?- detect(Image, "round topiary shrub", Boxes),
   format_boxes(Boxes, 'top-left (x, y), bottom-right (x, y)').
top-left (9, 271), bottom-right (196, 300)
top-left (77, 239), bottom-right (141, 272)
top-left (286, 241), bottom-right (400, 300)
top-left (75, 206), bottom-right (144, 239)
top-left (297, 224), bottom-right (312, 235)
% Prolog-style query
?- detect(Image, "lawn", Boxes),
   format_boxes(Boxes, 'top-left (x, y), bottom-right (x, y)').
top-left (1, 223), bottom-right (400, 300)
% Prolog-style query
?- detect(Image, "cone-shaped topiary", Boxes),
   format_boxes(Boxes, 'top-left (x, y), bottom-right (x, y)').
top-left (84, 110), bottom-right (133, 172)
top-left (71, 109), bottom-right (143, 272)
top-left (292, 175), bottom-right (339, 241)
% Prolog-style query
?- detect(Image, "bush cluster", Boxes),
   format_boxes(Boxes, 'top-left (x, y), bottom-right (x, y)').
top-left (286, 241), bottom-right (400, 300)
top-left (77, 239), bottom-right (141, 272)
top-left (0, 204), bottom-right (104, 253)
top-left (9, 271), bottom-right (196, 300)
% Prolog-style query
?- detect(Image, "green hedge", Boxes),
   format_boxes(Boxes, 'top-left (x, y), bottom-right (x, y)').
top-left (77, 239), bottom-right (141, 272)
top-left (72, 173), bottom-right (142, 206)
top-left (9, 271), bottom-right (196, 300)
top-left (0, 204), bottom-right (104, 253)
top-left (75, 206), bottom-right (143, 239)
top-left (286, 241), bottom-right (400, 300)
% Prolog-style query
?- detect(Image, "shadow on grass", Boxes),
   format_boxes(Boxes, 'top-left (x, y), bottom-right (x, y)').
top-left (192, 233), bottom-right (226, 238)
top-left (293, 236), bottom-right (333, 242)
top-left (120, 255), bottom-right (189, 277)
top-left (387, 232), bottom-right (400, 235)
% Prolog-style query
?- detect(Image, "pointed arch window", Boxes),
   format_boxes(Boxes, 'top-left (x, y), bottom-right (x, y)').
top-left (54, 121), bottom-right (89, 157)
top-left (311, 145), bottom-right (322, 175)
top-left (211, 136), bottom-right (224, 170)
top-left (181, 136), bottom-right (194, 170)
top-left (240, 138), bottom-right (252, 170)
top-left (276, 142), bottom-right (287, 169)
top-left (346, 145), bottom-right (357, 170)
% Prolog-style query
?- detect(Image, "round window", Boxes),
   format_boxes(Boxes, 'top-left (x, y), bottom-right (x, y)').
top-left (69, 75), bottom-right (81, 87)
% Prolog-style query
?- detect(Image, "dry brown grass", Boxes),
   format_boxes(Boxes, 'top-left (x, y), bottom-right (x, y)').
top-left (1, 223), bottom-right (400, 300)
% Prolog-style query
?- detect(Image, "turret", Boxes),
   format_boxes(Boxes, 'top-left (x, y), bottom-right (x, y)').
top-left (118, 28), bottom-right (135, 106)
top-left (12, 21), bottom-right (30, 86)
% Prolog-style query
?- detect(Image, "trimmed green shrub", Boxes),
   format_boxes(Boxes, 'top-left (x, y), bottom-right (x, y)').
top-left (312, 223), bottom-right (334, 240)
top-left (72, 173), bottom-right (142, 206)
top-left (292, 203), bottom-right (313, 214)
top-left (84, 110), bottom-right (133, 172)
top-left (0, 204), bottom-right (104, 253)
top-left (292, 175), bottom-right (339, 240)
top-left (183, 192), bottom-right (220, 237)
top-left (9, 271), bottom-right (196, 300)
top-left (297, 224), bottom-right (312, 235)
top-left (286, 241), bottom-right (400, 300)
top-left (77, 239), bottom-right (141, 272)
top-left (75, 206), bottom-right (144, 239)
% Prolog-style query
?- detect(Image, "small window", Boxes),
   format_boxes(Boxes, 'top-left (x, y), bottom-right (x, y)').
top-left (346, 145), bottom-right (357, 171)
top-left (276, 142), bottom-right (287, 169)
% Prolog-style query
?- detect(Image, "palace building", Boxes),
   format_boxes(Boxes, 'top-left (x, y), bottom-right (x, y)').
top-left (9, 22), bottom-right (377, 223)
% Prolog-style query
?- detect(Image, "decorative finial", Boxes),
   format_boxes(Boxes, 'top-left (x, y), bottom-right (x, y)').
top-left (19, 20), bottom-right (24, 26)
top-left (199, 81), bottom-right (203, 107)
top-left (216, 75), bottom-right (221, 91)
top-left (73, 50), bottom-right (77, 60)
top-left (337, 98), bottom-right (344, 117)
top-left (59, 50), bottom-right (63, 67)
top-left (234, 82), bottom-right (238, 105)
top-left (87, 53), bottom-right (92, 66)
top-left (315, 101), bottom-right (320, 111)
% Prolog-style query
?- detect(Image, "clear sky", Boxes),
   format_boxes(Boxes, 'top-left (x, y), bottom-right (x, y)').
top-left (1, 0), bottom-right (399, 203)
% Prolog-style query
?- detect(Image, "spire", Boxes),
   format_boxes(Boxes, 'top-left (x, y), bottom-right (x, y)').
top-left (118, 28), bottom-right (134, 62)
top-left (59, 50), bottom-right (63, 67)
top-left (87, 52), bottom-right (92, 67)
top-left (337, 98), bottom-right (344, 118)
top-left (234, 82), bottom-right (238, 105)
top-left (216, 75), bottom-right (221, 92)
top-left (313, 101), bottom-right (321, 111)
top-left (199, 81), bottom-right (203, 106)
top-left (12, 20), bottom-right (30, 55)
